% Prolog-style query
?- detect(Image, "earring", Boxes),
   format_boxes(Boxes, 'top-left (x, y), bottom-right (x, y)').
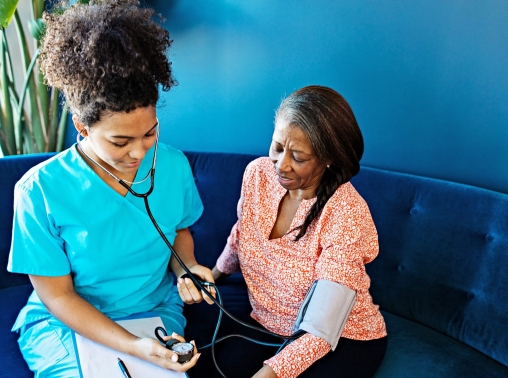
top-left (327, 164), bottom-right (330, 169)
top-left (76, 129), bottom-right (87, 144)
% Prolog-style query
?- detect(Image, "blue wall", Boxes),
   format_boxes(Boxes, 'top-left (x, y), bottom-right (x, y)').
top-left (122, 1), bottom-right (508, 193)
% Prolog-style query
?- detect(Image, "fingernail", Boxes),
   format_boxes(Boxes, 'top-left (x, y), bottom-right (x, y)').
top-left (171, 354), bottom-right (178, 362)
top-left (178, 278), bottom-right (183, 284)
top-left (185, 278), bottom-right (191, 283)
top-left (172, 332), bottom-right (178, 337)
top-left (197, 353), bottom-right (201, 359)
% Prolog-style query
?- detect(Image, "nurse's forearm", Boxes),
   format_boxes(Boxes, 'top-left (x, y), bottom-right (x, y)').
top-left (29, 274), bottom-right (139, 354)
top-left (171, 228), bottom-right (216, 305)
top-left (170, 228), bottom-right (198, 277)
top-left (30, 275), bottom-right (191, 370)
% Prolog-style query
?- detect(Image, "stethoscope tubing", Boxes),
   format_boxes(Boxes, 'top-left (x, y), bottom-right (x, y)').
top-left (142, 194), bottom-right (304, 342)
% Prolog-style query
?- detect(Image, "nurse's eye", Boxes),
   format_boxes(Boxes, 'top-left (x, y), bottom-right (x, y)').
top-left (145, 132), bottom-right (156, 138)
top-left (111, 141), bottom-right (128, 148)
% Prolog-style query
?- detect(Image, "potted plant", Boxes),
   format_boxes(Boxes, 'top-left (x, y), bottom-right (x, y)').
top-left (0, 0), bottom-right (68, 156)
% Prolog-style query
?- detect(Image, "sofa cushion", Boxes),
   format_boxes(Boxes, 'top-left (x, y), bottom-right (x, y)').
top-left (351, 167), bottom-right (508, 367)
top-left (0, 284), bottom-right (34, 377)
top-left (374, 312), bottom-right (508, 378)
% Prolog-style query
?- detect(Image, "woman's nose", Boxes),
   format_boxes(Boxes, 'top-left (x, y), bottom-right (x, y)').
top-left (276, 152), bottom-right (291, 172)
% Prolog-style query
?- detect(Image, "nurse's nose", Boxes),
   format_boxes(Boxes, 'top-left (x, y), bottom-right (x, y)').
top-left (128, 142), bottom-right (147, 160)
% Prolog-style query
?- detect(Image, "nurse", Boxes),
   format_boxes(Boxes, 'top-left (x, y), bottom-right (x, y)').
top-left (7, 1), bottom-right (212, 376)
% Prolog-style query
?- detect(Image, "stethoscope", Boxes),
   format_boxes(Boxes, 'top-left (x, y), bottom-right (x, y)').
top-left (76, 119), bottom-right (304, 377)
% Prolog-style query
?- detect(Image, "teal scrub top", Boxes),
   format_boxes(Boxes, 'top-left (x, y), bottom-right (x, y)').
top-left (8, 143), bottom-right (203, 333)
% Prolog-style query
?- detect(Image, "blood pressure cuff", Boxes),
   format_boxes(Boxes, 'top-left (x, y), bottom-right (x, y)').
top-left (292, 280), bottom-right (357, 351)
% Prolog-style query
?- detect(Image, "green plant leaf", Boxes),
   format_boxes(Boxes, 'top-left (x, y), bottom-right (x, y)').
top-left (0, 0), bottom-right (19, 28)
top-left (14, 11), bottom-right (44, 153)
top-left (33, 0), bottom-right (45, 20)
top-left (28, 18), bottom-right (45, 42)
top-left (0, 31), bottom-right (16, 154)
top-left (48, 87), bottom-right (59, 151)
top-left (57, 102), bottom-right (69, 152)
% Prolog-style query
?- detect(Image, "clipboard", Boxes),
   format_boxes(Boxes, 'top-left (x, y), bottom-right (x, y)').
top-left (72, 312), bottom-right (187, 378)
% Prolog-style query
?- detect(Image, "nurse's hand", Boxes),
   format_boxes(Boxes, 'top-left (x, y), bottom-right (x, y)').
top-left (131, 333), bottom-right (200, 372)
top-left (177, 264), bottom-right (216, 305)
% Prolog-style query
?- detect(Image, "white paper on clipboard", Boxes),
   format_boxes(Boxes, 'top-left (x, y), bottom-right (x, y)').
top-left (73, 314), bottom-right (186, 378)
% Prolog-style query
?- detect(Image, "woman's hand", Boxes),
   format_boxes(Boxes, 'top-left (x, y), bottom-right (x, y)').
top-left (252, 364), bottom-right (278, 378)
top-left (177, 264), bottom-right (216, 305)
top-left (131, 332), bottom-right (200, 372)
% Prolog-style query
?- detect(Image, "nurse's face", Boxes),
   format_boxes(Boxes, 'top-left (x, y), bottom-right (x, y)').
top-left (74, 106), bottom-right (157, 177)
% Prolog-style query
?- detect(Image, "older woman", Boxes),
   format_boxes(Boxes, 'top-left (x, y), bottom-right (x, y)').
top-left (211, 86), bottom-right (387, 378)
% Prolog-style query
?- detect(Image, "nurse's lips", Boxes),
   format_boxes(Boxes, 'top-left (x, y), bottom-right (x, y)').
top-left (124, 161), bottom-right (141, 168)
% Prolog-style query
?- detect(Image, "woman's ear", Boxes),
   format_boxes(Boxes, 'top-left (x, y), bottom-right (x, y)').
top-left (72, 115), bottom-right (87, 137)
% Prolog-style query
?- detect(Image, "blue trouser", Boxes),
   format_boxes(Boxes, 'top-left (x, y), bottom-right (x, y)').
top-left (18, 318), bottom-right (79, 378)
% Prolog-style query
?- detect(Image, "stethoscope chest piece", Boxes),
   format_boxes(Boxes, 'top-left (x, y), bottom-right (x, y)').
top-left (155, 326), bottom-right (194, 363)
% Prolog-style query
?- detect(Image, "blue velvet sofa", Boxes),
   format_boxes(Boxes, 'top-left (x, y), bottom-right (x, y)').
top-left (1, 151), bottom-right (507, 378)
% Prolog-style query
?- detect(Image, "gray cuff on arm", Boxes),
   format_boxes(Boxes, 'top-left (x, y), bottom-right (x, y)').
top-left (292, 280), bottom-right (357, 351)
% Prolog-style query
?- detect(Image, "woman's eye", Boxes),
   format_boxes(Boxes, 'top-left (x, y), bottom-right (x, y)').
top-left (112, 142), bottom-right (127, 148)
top-left (145, 133), bottom-right (156, 138)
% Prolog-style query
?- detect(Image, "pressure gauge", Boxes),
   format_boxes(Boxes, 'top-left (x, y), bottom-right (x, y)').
top-left (168, 340), bottom-right (195, 363)
top-left (155, 326), bottom-right (194, 363)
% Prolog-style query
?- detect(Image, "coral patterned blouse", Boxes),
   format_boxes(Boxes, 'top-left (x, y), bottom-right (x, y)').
top-left (216, 157), bottom-right (387, 378)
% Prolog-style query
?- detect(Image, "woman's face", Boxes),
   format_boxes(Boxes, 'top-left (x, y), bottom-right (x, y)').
top-left (269, 117), bottom-right (327, 196)
top-left (74, 106), bottom-right (157, 178)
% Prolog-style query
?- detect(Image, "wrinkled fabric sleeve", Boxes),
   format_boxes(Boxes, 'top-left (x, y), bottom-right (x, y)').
top-left (316, 198), bottom-right (379, 290)
top-left (265, 193), bottom-right (379, 377)
top-left (216, 219), bottom-right (241, 274)
top-left (265, 333), bottom-right (330, 378)
top-left (8, 183), bottom-right (70, 276)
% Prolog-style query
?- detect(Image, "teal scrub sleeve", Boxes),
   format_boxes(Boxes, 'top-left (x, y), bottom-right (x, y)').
top-left (8, 183), bottom-right (71, 276)
top-left (175, 163), bottom-right (204, 230)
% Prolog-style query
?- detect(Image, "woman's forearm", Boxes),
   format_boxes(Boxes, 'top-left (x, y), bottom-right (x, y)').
top-left (212, 265), bottom-right (230, 282)
top-left (253, 364), bottom-right (278, 378)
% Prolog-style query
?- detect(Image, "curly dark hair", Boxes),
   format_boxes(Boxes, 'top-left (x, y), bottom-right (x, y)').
top-left (276, 86), bottom-right (364, 241)
top-left (39, 0), bottom-right (175, 126)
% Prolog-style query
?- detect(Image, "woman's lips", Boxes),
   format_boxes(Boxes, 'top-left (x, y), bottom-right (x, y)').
top-left (277, 174), bottom-right (296, 186)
